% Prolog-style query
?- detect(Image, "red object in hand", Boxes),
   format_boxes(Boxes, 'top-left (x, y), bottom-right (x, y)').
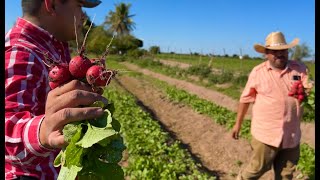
top-left (288, 91), bottom-right (294, 96)
top-left (289, 80), bottom-right (305, 103)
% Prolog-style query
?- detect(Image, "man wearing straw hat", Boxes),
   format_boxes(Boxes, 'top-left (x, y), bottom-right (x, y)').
top-left (231, 31), bottom-right (313, 180)
top-left (5, 0), bottom-right (108, 179)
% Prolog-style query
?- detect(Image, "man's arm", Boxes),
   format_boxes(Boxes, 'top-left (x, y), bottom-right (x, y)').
top-left (5, 47), bottom-right (56, 166)
top-left (232, 102), bottom-right (250, 139)
top-left (231, 69), bottom-right (257, 140)
top-left (5, 46), bottom-right (108, 165)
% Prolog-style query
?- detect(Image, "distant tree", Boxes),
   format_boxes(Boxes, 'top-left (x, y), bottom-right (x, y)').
top-left (149, 46), bottom-right (160, 54)
top-left (86, 26), bottom-right (113, 54)
top-left (104, 3), bottom-right (136, 36)
top-left (114, 35), bottom-right (143, 53)
top-left (232, 54), bottom-right (238, 58)
top-left (289, 43), bottom-right (311, 61)
top-left (242, 54), bottom-right (250, 59)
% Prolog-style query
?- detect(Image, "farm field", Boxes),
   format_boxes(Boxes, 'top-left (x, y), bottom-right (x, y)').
top-left (155, 53), bottom-right (316, 80)
top-left (102, 56), bottom-right (315, 179)
top-left (123, 56), bottom-right (315, 123)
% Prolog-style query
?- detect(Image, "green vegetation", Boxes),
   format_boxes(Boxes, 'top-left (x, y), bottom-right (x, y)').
top-left (54, 102), bottom-right (125, 180)
top-left (155, 53), bottom-right (315, 79)
top-left (122, 72), bottom-right (314, 179)
top-left (104, 85), bottom-right (216, 179)
top-left (125, 57), bottom-right (314, 122)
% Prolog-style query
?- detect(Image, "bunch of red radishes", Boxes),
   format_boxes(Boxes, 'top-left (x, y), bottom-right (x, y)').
top-left (48, 15), bottom-right (116, 90)
top-left (288, 80), bottom-right (305, 103)
top-left (48, 55), bottom-right (115, 90)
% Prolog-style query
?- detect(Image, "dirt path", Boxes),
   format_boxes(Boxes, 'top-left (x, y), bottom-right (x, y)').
top-left (121, 62), bottom-right (315, 149)
top-left (116, 75), bottom-right (274, 180)
top-left (122, 62), bottom-right (252, 117)
top-left (156, 58), bottom-right (223, 74)
top-left (156, 58), bottom-right (242, 76)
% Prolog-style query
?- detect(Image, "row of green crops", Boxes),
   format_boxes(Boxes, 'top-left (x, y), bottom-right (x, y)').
top-left (102, 55), bottom-right (314, 179)
top-left (129, 73), bottom-right (314, 180)
top-left (126, 58), bottom-right (314, 123)
top-left (129, 58), bottom-right (244, 100)
top-left (104, 84), bottom-right (216, 180)
top-left (154, 53), bottom-right (315, 79)
top-left (155, 54), bottom-right (263, 75)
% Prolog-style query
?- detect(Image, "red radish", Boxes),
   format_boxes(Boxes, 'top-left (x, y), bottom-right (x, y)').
top-left (49, 81), bottom-right (61, 89)
top-left (298, 94), bottom-right (304, 102)
top-left (291, 88), bottom-right (297, 95)
top-left (49, 63), bottom-right (71, 84)
top-left (292, 84), bottom-right (298, 88)
top-left (86, 65), bottom-right (108, 86)
top-left (297, 89), bottom-right (304, 95)
top-left (288, 91), bottom-right (294, 96)
top-left (69, 55), bottom-right (92, 78)
top-left (69, 15), bottom-right (95, 79)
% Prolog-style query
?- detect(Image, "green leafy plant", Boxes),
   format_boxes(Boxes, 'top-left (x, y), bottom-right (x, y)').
top-left (54, 101), bottom-right (126, 180)
top-left (105, 87), bottom-right (216, 179)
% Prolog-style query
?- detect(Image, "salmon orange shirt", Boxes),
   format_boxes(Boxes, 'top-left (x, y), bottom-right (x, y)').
top-left (240, 60), bottom-right (311, 148)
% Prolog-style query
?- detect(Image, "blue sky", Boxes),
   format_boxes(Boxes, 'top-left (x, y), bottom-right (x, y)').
top-left (5, 0), bottom-right (315, 59)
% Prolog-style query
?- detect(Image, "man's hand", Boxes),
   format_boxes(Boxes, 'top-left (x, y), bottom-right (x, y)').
top-left (231, 123), bottom-right (241, 140)
top-left (232, 102), bottom-right (250, 140)
top-left (39, 80), bottom-right (108, 149)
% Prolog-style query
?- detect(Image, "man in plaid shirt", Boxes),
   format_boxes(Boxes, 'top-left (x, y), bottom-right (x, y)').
top-left (5, 0), bottom-right (106, 179)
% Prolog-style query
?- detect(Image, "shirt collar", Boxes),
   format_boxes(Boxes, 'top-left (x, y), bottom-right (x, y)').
top-left (14, 17), bottom-right (70, 63)
top-left (16, 17), bottom-right (66, 44)
top-left (265, 60), bottom-right (290, 75)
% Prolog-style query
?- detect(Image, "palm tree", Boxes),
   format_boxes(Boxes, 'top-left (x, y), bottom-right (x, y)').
top-left (104, 3), bottom-right (136, 36)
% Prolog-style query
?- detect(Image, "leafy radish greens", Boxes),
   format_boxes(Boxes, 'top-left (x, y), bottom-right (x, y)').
top-left (54, 101), bottom-right (126, 180)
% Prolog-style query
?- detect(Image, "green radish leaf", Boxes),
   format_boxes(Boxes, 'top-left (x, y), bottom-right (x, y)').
top-left (76, 124), bottom-right (117, 148)
top-left (53, 150), bottom-right (64, 167)
top-left (110, 118), bottom-right (121, 132)
top-left (97, 134), bottom-right (117, 147)
top-left (78, 160), bottom-right (124, 180)
top-left (308, 99), bottom-right (314, 105)
top-left (64, 127), bottom-right (87, 167)
top-left (57, 165), bottom-right (82, 180)
top-left (57, 100), bottom-right (125, 179)
top-left (94, 161), bottom-right (124, 180)
top-left (65, 142), bottom-right (87, 167)
top-left (106, 103), bottom-right (115, 113)
top-left (90, 137), bottom-right (126, 163)
top-left (90, 109), bottom-right (112, 128)
top-left (63, 121), bottom-right (82, 143)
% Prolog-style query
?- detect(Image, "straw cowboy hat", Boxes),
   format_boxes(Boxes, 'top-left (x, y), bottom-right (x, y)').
top-left (254, 31), bottom-right (299, 53)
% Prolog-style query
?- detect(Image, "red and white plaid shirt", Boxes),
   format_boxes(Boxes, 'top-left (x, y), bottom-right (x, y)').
top-left (5, 17), bottom-right (71, 180)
